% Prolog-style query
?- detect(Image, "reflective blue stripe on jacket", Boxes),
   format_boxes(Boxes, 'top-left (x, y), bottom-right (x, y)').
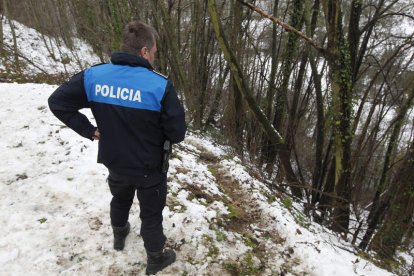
top-left (84, 63), bottom-right (168, 112)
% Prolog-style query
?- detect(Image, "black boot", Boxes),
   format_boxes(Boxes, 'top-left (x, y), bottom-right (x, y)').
top-left (112, 222), bottom-right (130, 251)
top-left (145, 249), bottom-right (176, 275)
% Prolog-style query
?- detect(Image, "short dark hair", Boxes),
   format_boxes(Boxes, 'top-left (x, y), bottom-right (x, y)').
top-left (120, 21), bottom-right (158, 54)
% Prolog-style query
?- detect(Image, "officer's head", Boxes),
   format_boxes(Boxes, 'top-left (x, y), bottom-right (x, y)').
top-left (121, 21), bottom-right (158, 66)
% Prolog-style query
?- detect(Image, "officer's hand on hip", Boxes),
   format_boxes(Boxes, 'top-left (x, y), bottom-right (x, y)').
top-left (93, 129), bottom-right (101, 140)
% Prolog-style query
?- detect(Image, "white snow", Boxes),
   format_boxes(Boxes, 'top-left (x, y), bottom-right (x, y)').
top-left (0, 83), bottom-right (396, 275)
top-left (0, 15), bottom-right (406, 276)
top-left (1, 18), bottom-right (101, 75)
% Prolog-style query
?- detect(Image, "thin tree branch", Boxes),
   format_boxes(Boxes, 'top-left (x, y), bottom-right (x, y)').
top-left (236, 0), bottom-right (326, 55)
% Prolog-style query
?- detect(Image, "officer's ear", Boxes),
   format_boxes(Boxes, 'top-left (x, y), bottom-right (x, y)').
top-left (139, 47), bottom-right (148, 58)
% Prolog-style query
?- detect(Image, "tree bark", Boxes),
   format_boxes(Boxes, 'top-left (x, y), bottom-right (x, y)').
top-left (309, 49), bottom-right (325, 207)
top-left (0, 1), bottom-right (4, 57)
top-left (321, 0), bottom-right (354, 233)
top-left (261, 0), bottom-right (280, 167)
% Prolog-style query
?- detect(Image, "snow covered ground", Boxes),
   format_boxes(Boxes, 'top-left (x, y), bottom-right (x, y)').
top-left (0, 83), bottom-right (395, 275)
top-left (1, 18), bottom-right (101, 75)
top-left (0, 14), bottom-right (408, 276)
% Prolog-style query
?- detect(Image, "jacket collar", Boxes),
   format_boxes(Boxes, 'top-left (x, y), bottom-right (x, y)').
top-left (110, 52), bottom-right (153, 70)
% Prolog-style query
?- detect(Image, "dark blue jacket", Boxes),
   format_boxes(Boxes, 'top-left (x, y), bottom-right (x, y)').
top-left (48, 52), bottom-right (186, 176)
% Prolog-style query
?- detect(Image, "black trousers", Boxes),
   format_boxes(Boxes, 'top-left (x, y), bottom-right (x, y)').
top-left (107, 170), bottom-right (167, 252)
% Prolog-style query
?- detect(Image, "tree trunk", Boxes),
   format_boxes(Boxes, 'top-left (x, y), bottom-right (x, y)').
top-left (347, 0), bottom-right (362, 84)
top-left (266, 0), bottom-right (304, 172)
top-left (321, 0), bottom-right (353, 233)
top-left (360, 78), bottom-right (414, 250)
top-left (370, 136), bottom-right (414, 259)
top-left (0, 0), bottom-right (4, 57)
top-left (107, 0), bottom-right (122, 51)
top-left (230, 0), bottom-right (245, 155)
top-left (4, 0), bottom-right (20, 74)
top-left (190, 0), bottom-right (202, 128)
top-left (309, 50), bottom-right (325, 208)
top-left (208, 0), bottom-right (302, 198)
top-left (152, 0), bottom-right (191, 112)
top-left (261, 0), bottom-right (280, 167)
top-left (205, 63), bottom-right (229, 128)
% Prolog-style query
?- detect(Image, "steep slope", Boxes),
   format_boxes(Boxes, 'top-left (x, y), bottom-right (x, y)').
top-left (0, 83), bottom-right (394, 275)
top-left (1, 18), bottom-right (101, 76)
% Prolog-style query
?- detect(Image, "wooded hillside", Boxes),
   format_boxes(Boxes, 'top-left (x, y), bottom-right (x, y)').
top-left (1, 0), bottom-right (413, 270)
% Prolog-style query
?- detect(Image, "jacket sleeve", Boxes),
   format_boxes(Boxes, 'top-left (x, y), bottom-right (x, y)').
top-left (48, 71), bottom-right (96, 140)
top-left (160, 82), bottom-right (187, 143)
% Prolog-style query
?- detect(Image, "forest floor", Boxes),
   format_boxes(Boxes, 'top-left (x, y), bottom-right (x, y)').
top-left (0, 82), bottom-right (397, 275)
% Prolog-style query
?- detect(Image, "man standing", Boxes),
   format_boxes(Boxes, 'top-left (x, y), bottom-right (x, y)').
top-left (48, 21), bottom-right (186, 275)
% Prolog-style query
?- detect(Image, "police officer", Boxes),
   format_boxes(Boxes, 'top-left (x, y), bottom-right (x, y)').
top-left (48, 21), bottom-right (186, 275)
